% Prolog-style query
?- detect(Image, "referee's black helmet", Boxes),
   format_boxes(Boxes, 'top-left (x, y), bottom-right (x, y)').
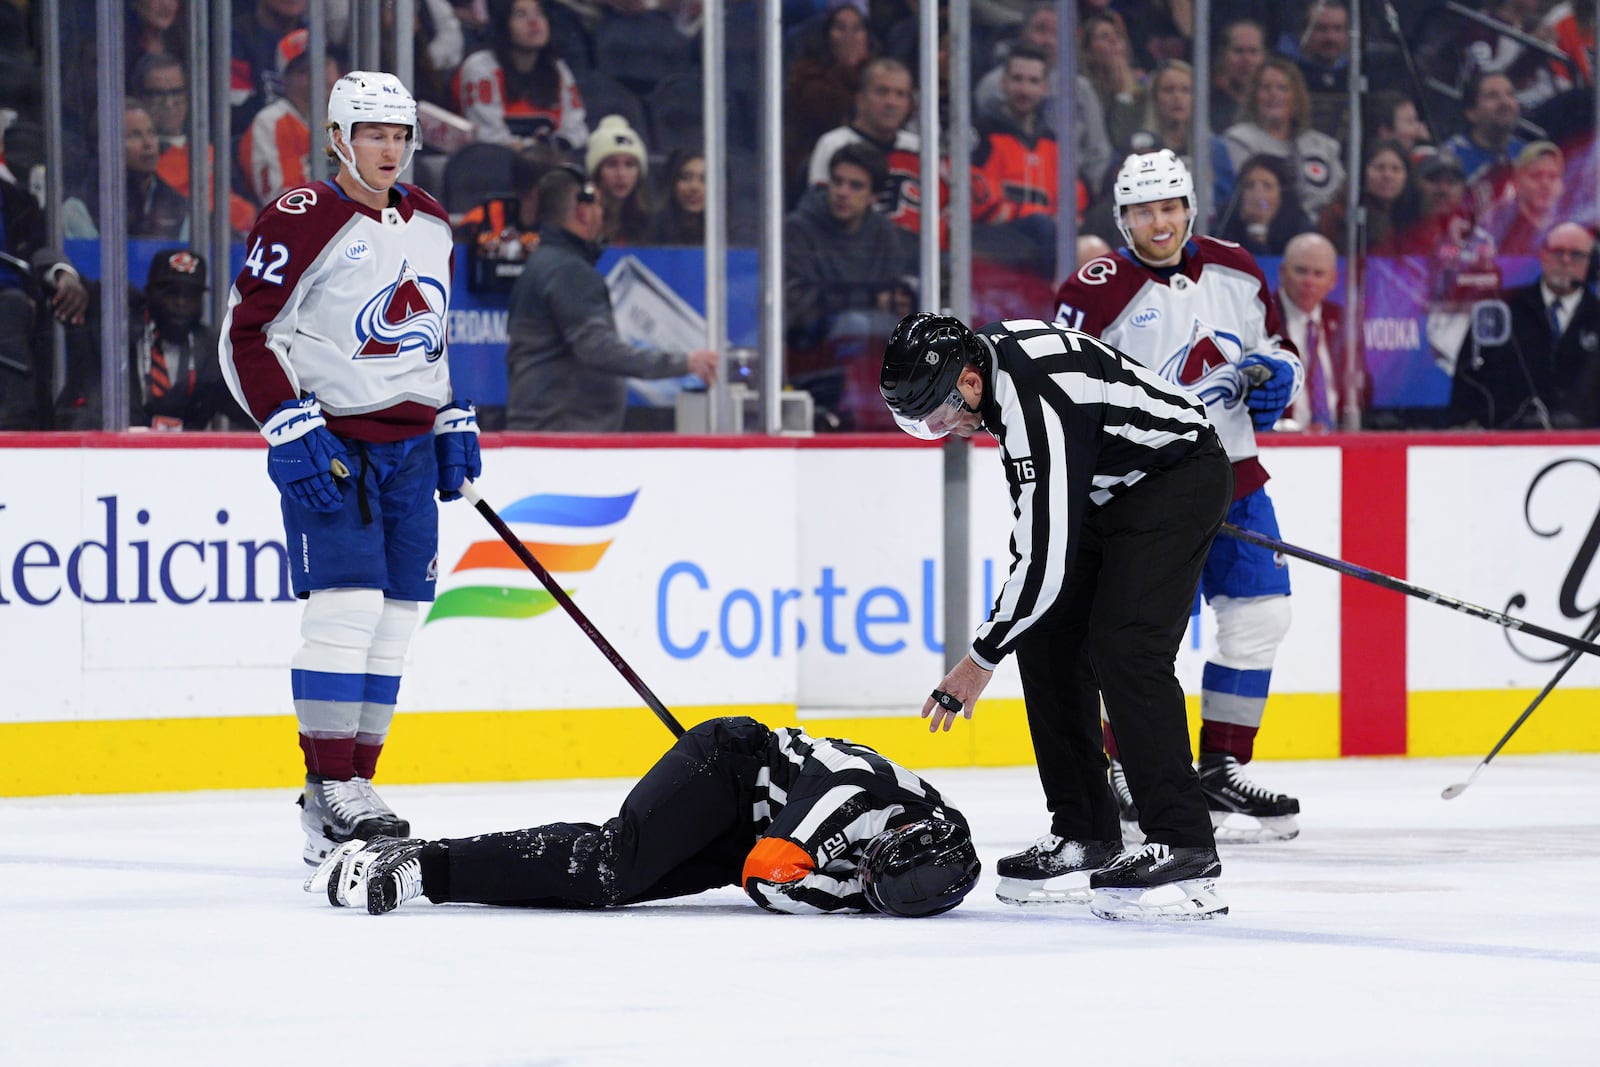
top-left (879, 313), bottom-right (983, 421)
top-left (860, 817), bottom-right (981, 918)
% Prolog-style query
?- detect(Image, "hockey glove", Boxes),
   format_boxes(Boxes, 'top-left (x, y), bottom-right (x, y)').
top-left (262, 395), bottom-right (349, 513)
top-left (433, 401), bottom-right (481, 502)
top-left (1238, 354), bottom-right (1296, 431)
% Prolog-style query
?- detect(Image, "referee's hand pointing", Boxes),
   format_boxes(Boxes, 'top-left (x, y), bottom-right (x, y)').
top-left (922, 655), bottom-right (994, 733)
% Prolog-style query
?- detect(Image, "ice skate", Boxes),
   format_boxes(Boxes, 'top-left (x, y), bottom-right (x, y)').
top-left (996, 834), bottom-right (1122, 905)
top-left (298, 775), bottom-right (411, 866)
top-left (1198, 753), bottom-right (1300, 843)
top-left (314, 836), bottom-right (427, 914)
top-left (1088, 842), bottom-right (1227, 921)
top-left (1108, 759), bottom-right (1145, 846)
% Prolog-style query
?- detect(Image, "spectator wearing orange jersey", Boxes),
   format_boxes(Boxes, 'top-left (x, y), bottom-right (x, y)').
top-left (240, 30), bottom-right (343, 205)
top-left (133, 52), bottom-right (256, 236)
top-left (971, 45), bottom-right (1058, 226)
top-left (970, 44), bottom-right (1059, 274)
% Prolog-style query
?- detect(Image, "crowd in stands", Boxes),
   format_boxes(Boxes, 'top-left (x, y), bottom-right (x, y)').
top-left (0, 0), bottom-right (1597, 432)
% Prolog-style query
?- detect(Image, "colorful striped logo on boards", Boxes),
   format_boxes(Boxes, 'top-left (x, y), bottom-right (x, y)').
top-left (425, 491), bottom-right (639, 624)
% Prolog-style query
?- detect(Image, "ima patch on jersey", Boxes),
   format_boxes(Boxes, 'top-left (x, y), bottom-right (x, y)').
top-left (355, 260), bottom-right (447, 359)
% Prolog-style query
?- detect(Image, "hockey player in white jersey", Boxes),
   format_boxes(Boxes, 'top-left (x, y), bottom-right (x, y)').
top-left (221, 72), bottom-right (481, 865)
top-left (1054, 149), bottom-right (1304, 844)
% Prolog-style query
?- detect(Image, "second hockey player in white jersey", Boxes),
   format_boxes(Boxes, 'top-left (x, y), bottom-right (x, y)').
top-left (1054, 149), bottom-right (1304, 844)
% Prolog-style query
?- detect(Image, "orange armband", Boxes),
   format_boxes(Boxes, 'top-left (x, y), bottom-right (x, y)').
top-left (741, 837), bottom-right (816, 888)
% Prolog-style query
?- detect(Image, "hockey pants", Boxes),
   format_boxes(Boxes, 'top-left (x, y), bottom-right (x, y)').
top-left (1016, 433), bottom-right (1232, 850)
top-left (420, 717), bottom-right (772, 908)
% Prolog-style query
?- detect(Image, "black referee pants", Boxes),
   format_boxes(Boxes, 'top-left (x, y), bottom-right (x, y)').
top-left (1016, 434), bottom-right (1232, 849)
top-left (419, 717), bottom-right (771, 907)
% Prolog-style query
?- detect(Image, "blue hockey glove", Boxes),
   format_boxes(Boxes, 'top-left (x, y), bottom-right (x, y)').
top-left (433, 401), bottom-right (481, 502)
top-left (261, 395), bottom-right (349, 513)
top-left (1238, 354), bottom-right (1296, 431)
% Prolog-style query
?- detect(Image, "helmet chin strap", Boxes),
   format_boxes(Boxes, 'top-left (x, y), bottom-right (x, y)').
top-left (337, 149), bottom-right (384, 196)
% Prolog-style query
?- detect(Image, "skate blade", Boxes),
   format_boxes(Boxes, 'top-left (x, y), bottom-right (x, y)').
top-left (1210, 812), bottom-right (1300, 844)
top-left (304, 839), bottom-right (366, 900)
top-left (1089, 879), bottom-right (1228, 921)
top-left (996, 873), bottom-right (1095, 906)
top-left (302, 824), bottom-right (342, 868)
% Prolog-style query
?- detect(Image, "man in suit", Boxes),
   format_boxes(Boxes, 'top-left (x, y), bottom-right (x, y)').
top-left (1451, 222), bottom-right (1600, 429)
top-left (1274, 232), bottom-right (1364, 432)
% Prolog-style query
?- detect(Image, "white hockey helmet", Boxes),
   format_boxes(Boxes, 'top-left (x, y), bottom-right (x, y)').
top-left (1112, 149), bottom-right (1196, 248)
top-left (327, 71), bottom-right (420, 191)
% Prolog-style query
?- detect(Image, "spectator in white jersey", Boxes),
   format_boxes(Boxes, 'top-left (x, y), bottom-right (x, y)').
top-left (879, 313), bottom-right (1233, 922)
top-left (220, 72), bottom-right (481, 867)
top-left (805, 57), bottom-right (930, 238)
top-left (453, 0), bottom-right (589, 153)
top-left (1223, 56), bottom-right (1345, 220)
top-left (308, 716), bottom-right (980, 918)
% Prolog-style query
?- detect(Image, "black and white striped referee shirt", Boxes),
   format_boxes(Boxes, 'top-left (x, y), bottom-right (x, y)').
top-left (742, 728), bottom-right (966, 915)
top-left (968, 318), bottom-right (1214, 669)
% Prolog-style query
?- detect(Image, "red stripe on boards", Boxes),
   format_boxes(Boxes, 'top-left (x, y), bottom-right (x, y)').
top-left (1340, 444), bottom-right (1409, 755)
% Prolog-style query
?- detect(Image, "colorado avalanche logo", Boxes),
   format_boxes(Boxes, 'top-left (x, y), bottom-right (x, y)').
top-left (276, 188), bottom-right (318, 214)
top-left (1159, 320), bottom-right (1248, 409)
top-left (354, 260), bottom-right (448, 360)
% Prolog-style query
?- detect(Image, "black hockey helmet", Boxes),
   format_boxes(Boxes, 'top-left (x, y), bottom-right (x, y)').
top-left (879, 313), bottom-right (985, 437)
top-left (860, 817), bottom-right (981, 918)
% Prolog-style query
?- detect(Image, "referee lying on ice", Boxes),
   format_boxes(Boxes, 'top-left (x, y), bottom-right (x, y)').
top-left (307, 716), bottom-right (980, 918)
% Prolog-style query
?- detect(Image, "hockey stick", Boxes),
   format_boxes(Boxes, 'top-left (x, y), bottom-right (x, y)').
top-left (459, 481), bottom-right (685, 738)
top-left (1441, 612), bottom-right (1600, 799)
top-left (1220, 524), bottom-right (1600, 659)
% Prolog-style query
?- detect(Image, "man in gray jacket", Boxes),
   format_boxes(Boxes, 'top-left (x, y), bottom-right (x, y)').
top-left (505, 167), bottom-right (717, 431)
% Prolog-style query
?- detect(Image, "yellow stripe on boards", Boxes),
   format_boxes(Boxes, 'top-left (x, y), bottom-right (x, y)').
top-left (0, 689), bottom-right (1457, 798)
top-left (0, 706), bottom-right (785, 797)
top-left (1408, 688), bottom-right (1600, 757)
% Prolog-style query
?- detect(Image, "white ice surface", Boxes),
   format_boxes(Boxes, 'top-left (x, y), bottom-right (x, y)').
top-left (3, 756), bottom-right (1598, 1066)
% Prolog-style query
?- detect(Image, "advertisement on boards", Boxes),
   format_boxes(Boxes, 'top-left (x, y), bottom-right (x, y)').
top-left (1408, 445), bottom-right (1600, 690)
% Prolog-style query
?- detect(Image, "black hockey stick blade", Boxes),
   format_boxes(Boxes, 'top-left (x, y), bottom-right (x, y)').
top-left (1441, 612), bottom-right (1600, 799)
top-left (1220, 524), bottom-right (1600, 659)
top-left (459, 481), bottom-right (685, 739)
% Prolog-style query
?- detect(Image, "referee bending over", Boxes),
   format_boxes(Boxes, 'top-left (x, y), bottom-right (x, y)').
top-left (880, 313), bottom-right (1233, 922)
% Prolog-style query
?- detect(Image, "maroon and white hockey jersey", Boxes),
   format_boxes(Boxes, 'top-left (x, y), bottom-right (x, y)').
top-left (221, 181), bottom-right (456, 443)
top-left (1053, 237), bottom-right (1301, 499)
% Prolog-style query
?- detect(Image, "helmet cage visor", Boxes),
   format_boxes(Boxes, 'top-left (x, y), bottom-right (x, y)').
top-left (1115, 196), bottom-right (1196, 250)
top-left (892, 382), bottom-right (979, 440)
